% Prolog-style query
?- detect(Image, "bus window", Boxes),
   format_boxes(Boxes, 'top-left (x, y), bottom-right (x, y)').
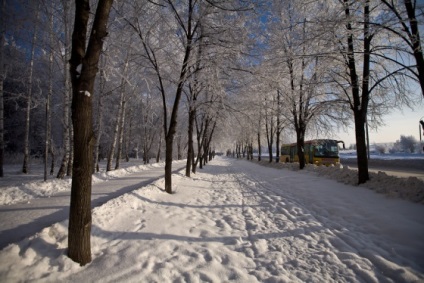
top-left (281, 146), bottom-right (290, 155)
top-left (314, 140), bottom-right (339, 158)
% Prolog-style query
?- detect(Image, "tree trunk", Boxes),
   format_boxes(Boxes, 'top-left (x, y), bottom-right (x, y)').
top-left (107, 97), bottom-right (122, 171)
top-left (44, 8), bottom-right (54, 182)
top-left (164, 57), bottom-right (191, 192)
top-left (354, 113), bottom-right (369, 183)
top-left (0, 0), bottom-right (5, 177)
top-left (108, 52), bottom-right (129, 171)
top-left (49, 144), bottom-right (55, 175)
top-left (114, 52), bottom-right (130, 169)
top-left (23, 4), bottom-right (40, 174)
top-left (163, 0), bottom-right (195, 194)
top-left (67, 124), bottom-right (74, 176)
top-left (265, 112), bottom-right (274, 163)
top-left (275, 90), bottom-right (282, 163)
top-left (296, 127), bottom-right (306, 169)
top-left (257, 131), bottom-right (261, 162)
top-left (186, 107), bottom-right (195, 177)
top-left (404, 0), bottom-right (424, 98)
top-left (125, 110), bottom-right (132, 162)
top-left (93, 67), bottom-right (104, 173)
top-left (156, 133), bottom-right (162, 163)
top-left (44, 98), bottom-right (51, 181)
top-left (177, 134), bottom-right (182, 160)
top-left (115, 100), bottom-right (126, 169)
top-left (57, 59), bottom-right (71, 177)
top-left (68, 0), bottom-right (113, 266)
top-left (57, 1), bottom-right (72, 178)
top-left (357, 0), bottom-right (371, 184)
top-left (344, 0), bottom-right (370, 184)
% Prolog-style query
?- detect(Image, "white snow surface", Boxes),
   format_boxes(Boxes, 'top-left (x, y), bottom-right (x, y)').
top-left (79, 90), bottom-right (91, 97)
top-left (0, 157), bottom-right (423, 282)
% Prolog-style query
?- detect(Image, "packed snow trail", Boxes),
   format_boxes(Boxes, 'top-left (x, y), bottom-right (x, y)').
top-left (0, 157), bottom-right (423, 282)
top-left (227, 159), bottom-right (424, 282)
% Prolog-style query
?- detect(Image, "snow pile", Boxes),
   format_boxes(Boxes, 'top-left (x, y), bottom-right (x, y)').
top-left (307, 164), bottom-right (424, 204)
top-left (0, 178), bottom-right (72, 205)
top-left (0, 157), bottom-right (423, 282)
top-left (91, 162), bottom-right (166, 183)
top-left (253, 160), bottom-right (424, 204)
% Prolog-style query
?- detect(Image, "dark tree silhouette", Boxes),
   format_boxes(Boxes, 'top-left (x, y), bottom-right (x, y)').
top-left (68, 0), bottom-right (114, 266)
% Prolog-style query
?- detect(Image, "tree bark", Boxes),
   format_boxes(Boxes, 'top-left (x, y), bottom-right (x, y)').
top-left (115, 99), bottom-right (126, 169)
top-left (156, 133), bottom-right (162, 163)
top-left (404, 0), bottom-right (424, 97)
top-left (265, 109), bottom-right (274, 163)
top-left (163, 0), bottom-right (195, 194)
top-left (93, 67), bottom-right (105, 173)
top-left (67, 123), bottom-right (74, 176)
top-left (23, 4), bottom-right (40, 174)
top-left (275, 90), bottom-right (282, 163)
top-left (44, 7), bottom-right (54, 182)
top-left (0, 0), bottom-right (5, 177)
top-left (107, 52), bottom-right (129, 171)
top-left (257, 131), bottom-right (261, 161)
top-left (57, 0), bottom-right (72, 179)
top-left (114, 53), bottom-right (130, 170)
top-left (68, 0), bottom-right (113, 266)
top-left (296, 126), bottom-right (306, 169)
top-left (186, 106), bottom-right (195, 177)
top-left (344, 0), bottom-right (370, 184)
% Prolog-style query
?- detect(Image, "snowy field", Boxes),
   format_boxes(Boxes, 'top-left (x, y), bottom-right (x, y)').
top-left (0, 157), bottom-right (424, 282)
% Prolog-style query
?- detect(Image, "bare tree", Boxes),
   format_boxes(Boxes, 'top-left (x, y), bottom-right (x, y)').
top-left (343, 0), bottom-right (371, 183)
top-left (379, 0), bottom-right (424, 97)
top-left (106, 50), bottom-right (130, 171)
top-left (22, 3), bottom-right (40, 174)
top-left (57, 0), bottom-right (72, 179)
top-left (68, 0), bottom-right (113, 265)
top-left (44, 3), bottom-right (54, 181)
top-left (264, 96), bottom-right (276, 163)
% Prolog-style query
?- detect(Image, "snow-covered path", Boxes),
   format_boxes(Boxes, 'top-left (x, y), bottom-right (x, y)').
top-left (0, 161), bottom-right (187, 250)
top-left (229, 159), bottom-right (424, 282)
top-left (0, 157), bottom-right (423, 282)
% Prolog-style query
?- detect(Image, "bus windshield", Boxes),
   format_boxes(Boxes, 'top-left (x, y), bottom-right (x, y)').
top-left (314, 140), bottom-right (339, 157)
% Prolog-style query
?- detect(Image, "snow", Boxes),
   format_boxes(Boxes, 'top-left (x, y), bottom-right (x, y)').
top-left (0, 157), bottom-right (423, 282)
top-left (79, 90), bottom-right (91, 97)
top-left (0, 161), bottom-right (164, 206)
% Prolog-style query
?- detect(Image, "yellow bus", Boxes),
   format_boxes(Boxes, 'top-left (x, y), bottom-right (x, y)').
top-left (280, 139), bottom-right (345, 166)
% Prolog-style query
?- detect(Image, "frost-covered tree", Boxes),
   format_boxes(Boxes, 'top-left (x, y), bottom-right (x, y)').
top-left (264, 0), bottom-right (346, 169)
top-left (122, 0), bottom-right (251, 193)
top-left (316, 0), bottom-right (420, 183)
top-left (398, 135), bottom-right (418, 153)
top-left (379, 0), bottom-right (424, 97)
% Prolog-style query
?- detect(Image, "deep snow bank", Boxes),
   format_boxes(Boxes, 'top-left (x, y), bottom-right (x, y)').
top-left (251, 160), bottom-right (424, 204)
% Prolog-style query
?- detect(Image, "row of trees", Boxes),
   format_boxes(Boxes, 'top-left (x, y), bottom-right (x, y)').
top-left (227, 0), bottom-right (423, 184)
top-left (1, 0), bottom-right (253, 265)
top-left (0, 0), bottom-right (423, 265)
top-left (373, 135), bottom-right (423, 153)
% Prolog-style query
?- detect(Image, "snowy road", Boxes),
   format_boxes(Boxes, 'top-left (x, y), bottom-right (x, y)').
top-left (0, 162), bottom-right (186, 250)
top-left (340, 158), bottom-right (424, 180)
